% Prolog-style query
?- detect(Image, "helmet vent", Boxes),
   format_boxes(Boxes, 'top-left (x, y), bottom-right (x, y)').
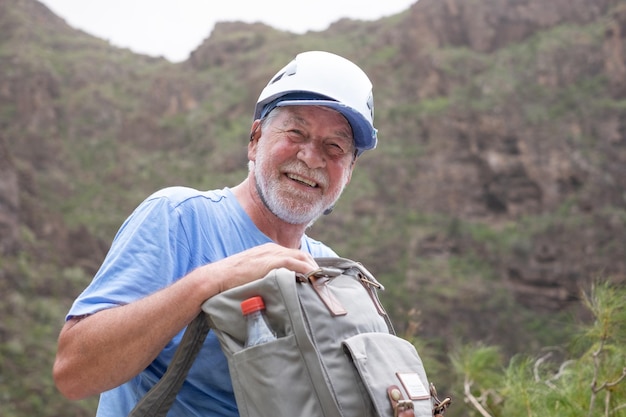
top-left (268, 60), bottom-right (297, 86)
top-left (269, 71), bottom-right (286, 85)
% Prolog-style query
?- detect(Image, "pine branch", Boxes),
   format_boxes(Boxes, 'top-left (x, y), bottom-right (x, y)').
top-left (464, 378), bottom-right (495, 417)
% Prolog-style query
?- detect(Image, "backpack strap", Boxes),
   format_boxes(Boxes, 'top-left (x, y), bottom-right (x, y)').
top-left (128, 313), bottom-right (211, 417)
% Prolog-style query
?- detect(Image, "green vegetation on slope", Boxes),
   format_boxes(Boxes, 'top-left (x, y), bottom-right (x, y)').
top-left (1, 0), bottom-right (625, 416)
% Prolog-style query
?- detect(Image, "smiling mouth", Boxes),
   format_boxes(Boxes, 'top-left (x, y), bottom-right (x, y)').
top-left (286, 173), bottom-right (318, 188)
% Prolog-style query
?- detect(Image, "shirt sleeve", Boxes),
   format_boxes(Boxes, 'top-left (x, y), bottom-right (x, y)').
top-left (66, 194), bottom-right (191, 320)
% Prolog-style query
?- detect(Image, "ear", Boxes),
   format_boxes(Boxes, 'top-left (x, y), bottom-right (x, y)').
top-left (248, 119), bottom-right (262, 161)
top-left (344, 156), bottom-right (357, 186)
top-left (345, 165), bottom-right (354, 185)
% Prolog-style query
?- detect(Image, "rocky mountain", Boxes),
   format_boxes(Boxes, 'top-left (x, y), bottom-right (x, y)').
top-left (1, 0), bottom-right (625, 414)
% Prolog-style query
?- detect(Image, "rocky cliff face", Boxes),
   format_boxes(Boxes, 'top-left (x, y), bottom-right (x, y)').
top-left (407, 0), bottom-right (615, 52)
top-left (0, 135), bottom-right (19, 255)
top-left (1, 0), bottom-right (625, 348)
top-left (382, 0), bottom-right (626, 311)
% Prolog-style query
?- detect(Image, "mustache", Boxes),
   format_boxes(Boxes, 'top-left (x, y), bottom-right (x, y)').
top-left (281, 161), bottom-right (329, 188)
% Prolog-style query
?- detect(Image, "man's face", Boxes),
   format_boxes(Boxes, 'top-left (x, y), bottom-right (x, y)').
top-left (250, 105), bottom-right (356, 226)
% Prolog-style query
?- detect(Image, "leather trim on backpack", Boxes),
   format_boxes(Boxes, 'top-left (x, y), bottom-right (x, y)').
top-left (387, 385), bottom-right (415, 417)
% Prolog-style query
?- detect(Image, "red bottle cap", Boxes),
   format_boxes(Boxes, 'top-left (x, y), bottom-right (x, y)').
top-left (241, 296), bottom-right (266, 315)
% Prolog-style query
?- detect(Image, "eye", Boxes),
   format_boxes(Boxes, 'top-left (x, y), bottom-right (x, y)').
top-left (325, 142), bottom-right (350, 157)
top-left (286, 129), bottom-right (306, 141)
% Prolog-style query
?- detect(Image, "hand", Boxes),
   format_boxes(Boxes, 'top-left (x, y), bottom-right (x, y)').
top-left (205, 243), bottom-right (319, 294)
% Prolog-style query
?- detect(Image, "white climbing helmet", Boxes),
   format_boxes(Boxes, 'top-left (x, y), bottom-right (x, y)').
top-left (254, 51), bottom-right (377, 156)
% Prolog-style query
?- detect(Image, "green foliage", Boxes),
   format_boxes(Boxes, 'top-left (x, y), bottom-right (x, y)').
top-left (433, 19), bottom-right (612, 128)
top-left (453, 282), bottom-right (626, 417)
top-left (0, 252), bottom-right (98, 417)
top-left (3, 1), bottom-right (625, 416)
top-left (452, 345), bottom-right (503, 389)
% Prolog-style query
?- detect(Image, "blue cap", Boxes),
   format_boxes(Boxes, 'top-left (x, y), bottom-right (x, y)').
top-left (260, 92), bottom-right (377, 156)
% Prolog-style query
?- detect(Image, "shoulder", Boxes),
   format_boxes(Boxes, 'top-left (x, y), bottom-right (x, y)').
top-left (146, 186), bottom-right (230, 208)
top-left (122, 187), bottom-right (234, 231)
top-left (301, 234), bottom-right (338, 258)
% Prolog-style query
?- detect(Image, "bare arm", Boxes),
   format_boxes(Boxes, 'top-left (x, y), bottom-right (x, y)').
top-left (52, 243), bottom-right (318, 400)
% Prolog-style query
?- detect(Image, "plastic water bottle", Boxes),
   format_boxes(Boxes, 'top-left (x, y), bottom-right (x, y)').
top-left (241, 296), bottom-right (277, 347)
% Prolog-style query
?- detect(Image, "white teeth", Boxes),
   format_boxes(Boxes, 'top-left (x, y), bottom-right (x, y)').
top-left (287, 173), bottom-right (317, 187)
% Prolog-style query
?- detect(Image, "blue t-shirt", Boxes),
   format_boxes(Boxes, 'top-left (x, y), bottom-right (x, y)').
top-left (67, 186), bottom-right (337, 417)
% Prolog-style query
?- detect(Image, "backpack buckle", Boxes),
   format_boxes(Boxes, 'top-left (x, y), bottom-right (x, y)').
top-left (387, 385), bottom-right (415, 417)
top-left (395, 400), bottom-right (414, 417)
top-left (430, 383), bottom-right (452, 416)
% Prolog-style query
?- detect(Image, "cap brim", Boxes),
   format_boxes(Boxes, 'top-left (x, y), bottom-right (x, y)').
top-left (275, 99), bottom-right (377, 153)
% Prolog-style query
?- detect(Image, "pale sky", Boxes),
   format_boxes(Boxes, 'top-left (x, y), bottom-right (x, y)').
top-left (38, 0), bottom-right (417, 62)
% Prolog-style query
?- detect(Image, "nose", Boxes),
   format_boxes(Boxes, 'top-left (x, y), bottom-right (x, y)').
top-left (297, 141), bottom-right (325, 169)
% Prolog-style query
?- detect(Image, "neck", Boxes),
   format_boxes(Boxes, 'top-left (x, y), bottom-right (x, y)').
top-left (231, 178), bottom-right (307, 249)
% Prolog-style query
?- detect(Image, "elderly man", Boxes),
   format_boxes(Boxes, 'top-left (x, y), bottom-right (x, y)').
top-left (53, 50), bottom-right (378, 416)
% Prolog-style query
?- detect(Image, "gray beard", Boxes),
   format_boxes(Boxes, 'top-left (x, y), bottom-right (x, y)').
top-left (250, 159), bottom-right (339, 227)
top-left (254, 178), bottom-right (323, 227)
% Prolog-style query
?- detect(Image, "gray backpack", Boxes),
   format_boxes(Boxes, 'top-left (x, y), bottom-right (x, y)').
top-left (129, 257), bottom-right (450, 417)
